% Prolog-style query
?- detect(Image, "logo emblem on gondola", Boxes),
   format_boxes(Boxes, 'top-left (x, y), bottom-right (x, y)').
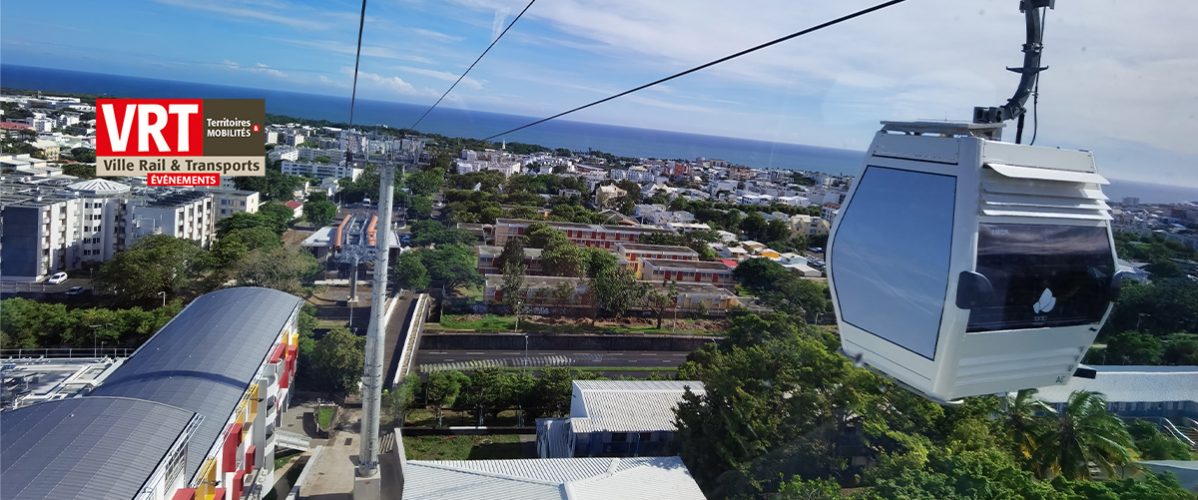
top-left (1033, 288), bottom-right (1056, 314)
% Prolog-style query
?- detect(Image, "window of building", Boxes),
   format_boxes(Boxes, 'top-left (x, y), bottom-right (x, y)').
top-left (610, 432), bottom-right (627, 442)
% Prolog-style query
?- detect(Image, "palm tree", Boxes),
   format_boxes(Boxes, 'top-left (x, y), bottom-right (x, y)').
top-left (1000, 388), bottom-right (1052, 464)
top-left (1031, 390), bottom-right (1136, 480)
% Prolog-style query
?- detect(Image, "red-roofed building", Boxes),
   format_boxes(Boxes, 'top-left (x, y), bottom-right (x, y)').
top-left (284, 200), bottom-right (304, 219)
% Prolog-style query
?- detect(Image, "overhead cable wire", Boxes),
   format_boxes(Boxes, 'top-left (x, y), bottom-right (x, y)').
top-left (482, 0), bottom-right (910, 141)
top-left (410, 0), bottom-right (538, 130)
top-left (1030, 6), bottom-right (1048, 146)
top-left (348, 0), bottom-right (369, 129)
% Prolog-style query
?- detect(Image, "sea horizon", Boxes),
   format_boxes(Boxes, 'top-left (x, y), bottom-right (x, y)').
top-left (0, 64), bottom-right (864, 174)
top-left (2, 64), bottom-right (1195, 204)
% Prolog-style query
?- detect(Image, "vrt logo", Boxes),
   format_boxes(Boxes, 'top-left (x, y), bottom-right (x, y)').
top-left (1033, 288), bottom-right (1057, 314)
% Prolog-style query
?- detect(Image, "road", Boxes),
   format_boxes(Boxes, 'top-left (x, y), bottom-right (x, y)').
top-left (413, 349), bottom-right (690, 373)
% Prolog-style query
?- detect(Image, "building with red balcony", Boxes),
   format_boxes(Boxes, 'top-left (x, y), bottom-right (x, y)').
top-left (0, 287), bottom-right (304, 500)
top-left (639, 258), bottom-right (735, 287)
top-left (615, 242), bottom-right (699, 275)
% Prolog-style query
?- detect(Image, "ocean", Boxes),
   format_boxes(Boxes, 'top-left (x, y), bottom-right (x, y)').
top-left (2, 64), bottom-right (1194, 203)
top-left (0, 65), bottom-right (862, 175)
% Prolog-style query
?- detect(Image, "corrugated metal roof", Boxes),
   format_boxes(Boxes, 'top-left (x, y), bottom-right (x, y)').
top-left (571, 381), bottom-right (704, 434)
top-left (403, 457), bottom-right (705, 500)
top-left (92, 287), bottom-right (303, 482)
top-left (0, 396), bottom-right (197, 500)
top-left (1031, 365), bottom-right (1198, 404)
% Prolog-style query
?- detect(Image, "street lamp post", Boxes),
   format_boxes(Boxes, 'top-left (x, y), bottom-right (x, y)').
top-left (523, 333), bottom-right (530, 377)
top-left (157, 291), bottom-right (166, 308)
top-left (90, 325), bottom-right (101, 357)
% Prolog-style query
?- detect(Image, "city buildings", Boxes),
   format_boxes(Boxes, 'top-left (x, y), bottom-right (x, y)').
top-left (0, 287), bottom-right (304, 500)
top-left (616, 242), bottom-right (699, 274)
top-left (281, 158), bottom-right (362, 182)
top-left (536, 380), bottom-right (705, 459)
top-left (454, 148), bottom-right (522, 177)
top-left (476, 245), bottom-right (544, 275)
top-left (482, 274), bottom-right (742, 316)
top-left (0, 179), bottom-right (225, 281)
top-left (493, 219), bottom-right (670, 249)
top-left (639, 258), bottom-right (735, 287)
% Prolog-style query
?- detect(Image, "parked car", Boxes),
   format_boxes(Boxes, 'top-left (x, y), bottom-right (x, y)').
top-left (65, 286), bottom-right (87, 296)
top-left (47, 272), bottom-right (68, 285)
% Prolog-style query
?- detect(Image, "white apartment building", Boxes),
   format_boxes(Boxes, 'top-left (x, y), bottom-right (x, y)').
top-left (125, 191), bottom-right (215, 248)
top-left (281, 159), bottom-right (362, 182)
top-left (208, 187), bottom-right (260, 222)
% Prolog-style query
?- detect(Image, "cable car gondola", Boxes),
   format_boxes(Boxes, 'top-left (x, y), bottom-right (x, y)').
top-left (826, 0), bottom-right (1122, 402)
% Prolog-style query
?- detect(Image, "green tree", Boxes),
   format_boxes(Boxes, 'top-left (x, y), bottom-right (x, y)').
top-left (500, 262), bottom-right (528, 325)
top-left (1127, 419), bottom-right (1193, 460)
top-left (426, 370), bottom-right (470, 428)
top-left (1031, 391), bottom-right (1136, 480)
top-left (527, 367), bottom-right (585, 419)
top-left (525, 222), bottom-right (567, 248)
top-left (1105, 331), bottom-right (1165, 364)
top-left (393, 251), bottom-right (431, 291)
top-left (541, 239), bottom-right (586, 277)
top-left (209, 226), bottom-right (282, 268)
top-left (1163, 333), bottom-right (1198, 365)
top-left (1104, 279), bottom-right (1198, 337)
top-left (304, 198), bottom-right (338, 227)
top-left (408, 195), bottom-right (433, 219)
top-left (384, 377), bottom-right (421, 427)
top-left (420, 244), bottom-right (482, 291)
top-left (232, 247), bottom-right (320, 293)
top-left (495, 236), bottom-right (527, 272)
top-left (95, 235), bottom-right (206, 305)
top-left (259, 202), bottom-right (297, 232)
top-left (460, 368), bottom-right (515, 426)
top-left (1001, 389), bottom-right (1052, 465)
top-left (311, 327), bottom-right (365, 397)
top-left (582, 246), bottom-right (619, 278)
top-left (592, 266), bottom-right (643, 318)
top-left (647, 281), bottom-right (679, 329)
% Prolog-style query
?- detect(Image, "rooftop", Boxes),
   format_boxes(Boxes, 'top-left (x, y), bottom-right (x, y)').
top-left (641, 258), bottom-right (732, 271)
top-left (92, 287), bottom-right (303, 481)
top-left (571, 380), bottom-right (705, 434)
top-left (478, 245), bottom-right (544, 258)
top-left (615, 243), bottom-right (699, 255)
top-left (403, 456), bottom-right (705, 500)
top-left (0, 396), bottom-right (198, 500)
top-left (1031, 365), bottom-right (1198, 404)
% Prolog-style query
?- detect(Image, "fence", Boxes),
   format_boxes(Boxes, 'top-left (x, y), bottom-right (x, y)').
top-left (1, 347), bottom-right (135, 359)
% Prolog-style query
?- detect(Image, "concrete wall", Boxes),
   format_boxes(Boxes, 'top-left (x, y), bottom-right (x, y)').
top-left (419, 333), bottom-right (719, 351)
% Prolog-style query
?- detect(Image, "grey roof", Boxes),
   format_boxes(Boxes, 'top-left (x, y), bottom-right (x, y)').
top-left (1031, 365), bottom-right (1198, 404)
top-left (403, 457), bottom-right (706, 500)
top-left (0, 396), bottom-right (197, 500)
top-left (92, 287), bottom-right (303, 481)
top-left (570, 381), bottom-right (705, 434)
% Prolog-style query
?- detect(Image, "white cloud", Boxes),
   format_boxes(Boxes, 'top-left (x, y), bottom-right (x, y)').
top-left (152, 0), bottom-right (335, 30)
top-left (222, 60), bottom-right (287, 79)
top-left (447, 0), bottom-right (1198, 184)
top-left (396, 66), bottom-right (484, 90)
top-left (276, 38), bottom-right (435, 64)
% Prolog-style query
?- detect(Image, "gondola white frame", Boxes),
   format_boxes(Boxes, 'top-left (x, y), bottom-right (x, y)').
top-left (828, 121), bottom-right (1118, 403)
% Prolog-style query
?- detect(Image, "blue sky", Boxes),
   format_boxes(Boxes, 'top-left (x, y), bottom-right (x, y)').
top-left (2, 0), bottom-right (1196, 186)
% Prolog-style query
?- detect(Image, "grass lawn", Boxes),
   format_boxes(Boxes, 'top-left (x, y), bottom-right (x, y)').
top-left (432, 313), bottom-right (719, 336)
top-left (403, 434), bottom-right (525, 460)
top-left (316, 406), bottom-right (336, 429)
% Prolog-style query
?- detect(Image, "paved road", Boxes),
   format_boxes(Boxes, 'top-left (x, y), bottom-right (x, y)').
top-left (414, 349), bottom-right (690, 373)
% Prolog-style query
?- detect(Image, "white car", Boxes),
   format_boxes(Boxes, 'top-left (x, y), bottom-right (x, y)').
top-left (47, 272), bottom-right (68, 285)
